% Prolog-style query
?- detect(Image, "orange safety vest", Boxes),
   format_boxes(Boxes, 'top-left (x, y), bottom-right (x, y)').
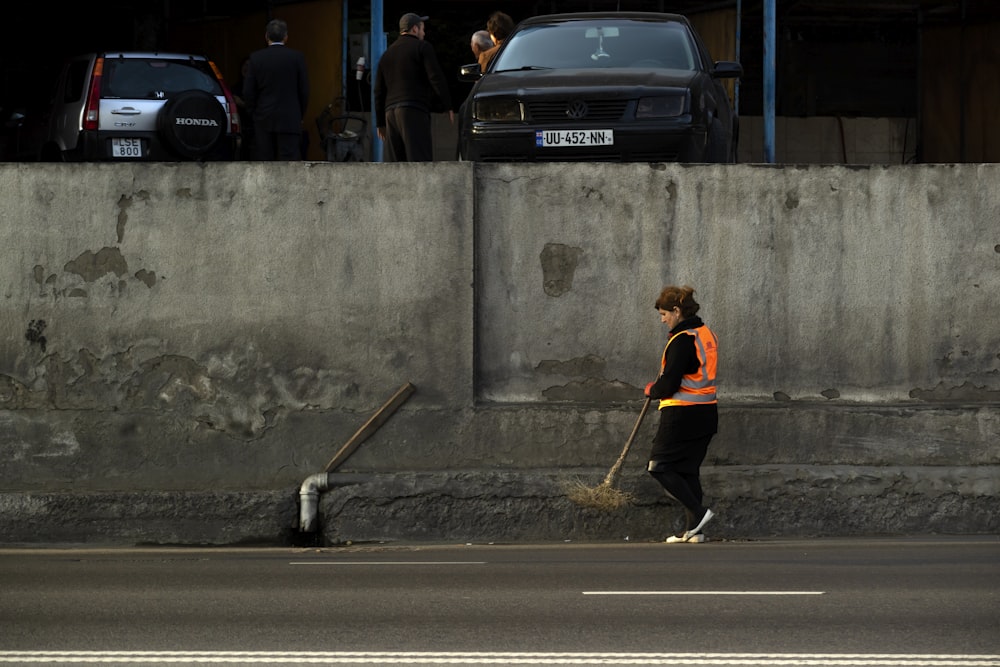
top-left (657, 325), bottom-right (718, 409)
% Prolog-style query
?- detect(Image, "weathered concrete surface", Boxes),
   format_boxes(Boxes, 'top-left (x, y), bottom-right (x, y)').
top-left (0, 161), bottom-right (997, 545)
top-left (475, 163), bottom-right (1000, 402)
top-left (2, 464), bottom-right (997, 545)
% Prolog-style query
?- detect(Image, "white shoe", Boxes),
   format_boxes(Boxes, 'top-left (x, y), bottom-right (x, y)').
top-left (665, 533), bottom-right (705, 543)
top-left (684, 509), bottom-right (714, 540)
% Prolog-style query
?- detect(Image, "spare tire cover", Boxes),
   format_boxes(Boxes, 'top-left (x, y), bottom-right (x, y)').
top-left (157, 90), bottom-right (227, 159)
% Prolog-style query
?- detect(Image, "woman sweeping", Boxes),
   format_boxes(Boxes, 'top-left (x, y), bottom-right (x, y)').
top-left (644, 285), bottom-right (719, 543)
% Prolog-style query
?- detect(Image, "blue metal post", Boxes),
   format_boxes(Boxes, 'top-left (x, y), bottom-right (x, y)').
top-left (370, 0), bottom-right (386, 161)
top-left (763, 0), bottom-right (775, 163)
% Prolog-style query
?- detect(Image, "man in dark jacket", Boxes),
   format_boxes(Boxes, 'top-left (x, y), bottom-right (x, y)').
top-left (374, 13), bottom-right (453, 162)
top-left (244, 19), bottom-right (310, 160)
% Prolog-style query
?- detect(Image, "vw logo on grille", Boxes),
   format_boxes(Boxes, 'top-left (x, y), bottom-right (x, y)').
top-left (565, 100), bottom-right (588, 119)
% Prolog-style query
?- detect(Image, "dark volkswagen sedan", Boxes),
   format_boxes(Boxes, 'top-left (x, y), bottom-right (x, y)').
top-left (457, 12), bottom-right (742, 163)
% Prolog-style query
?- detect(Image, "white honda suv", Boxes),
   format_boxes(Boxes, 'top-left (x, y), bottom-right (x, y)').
top-left (40, 51), bottom-right (241, 161)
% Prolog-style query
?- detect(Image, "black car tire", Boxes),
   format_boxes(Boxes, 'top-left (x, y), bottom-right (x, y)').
top-left (157, 90), bottom-right (227, 159)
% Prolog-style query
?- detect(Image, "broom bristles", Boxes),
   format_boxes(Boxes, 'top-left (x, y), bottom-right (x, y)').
top-left (564, 397), bottom-right (650, 512)
top-left (563, 478), bottom-right (635, 511)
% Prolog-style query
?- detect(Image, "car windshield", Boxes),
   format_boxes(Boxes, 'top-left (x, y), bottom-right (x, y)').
top-left (102, 59), bottom-right (221, 99)
top-left (493, 20), bottom-right (697, 72)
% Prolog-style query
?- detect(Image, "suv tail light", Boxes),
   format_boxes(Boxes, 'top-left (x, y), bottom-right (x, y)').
top-left (83, 57), bottom-right (104, 131)
top-left (210, 60), bottom-right (240, 135)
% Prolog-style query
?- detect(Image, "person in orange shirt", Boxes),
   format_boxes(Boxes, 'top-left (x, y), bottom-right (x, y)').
top-left (477, 11), bottom-right (514, 71)
top-left (644, 285), bottom-right (719, 543)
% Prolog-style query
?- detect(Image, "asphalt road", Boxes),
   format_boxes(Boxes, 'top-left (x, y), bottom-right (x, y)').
top-left (1, 537), bottom-right (998, 666)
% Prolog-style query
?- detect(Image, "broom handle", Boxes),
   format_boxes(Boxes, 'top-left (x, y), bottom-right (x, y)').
top-left (602, 397), bottom-right (652, 486)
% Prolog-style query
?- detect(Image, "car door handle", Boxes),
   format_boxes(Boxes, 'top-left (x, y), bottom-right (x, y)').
top-left (111, 107), bottom-right (141, 115)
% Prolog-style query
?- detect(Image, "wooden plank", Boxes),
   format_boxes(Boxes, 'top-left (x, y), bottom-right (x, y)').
top-left (323, 382), bottom-right (416, 473)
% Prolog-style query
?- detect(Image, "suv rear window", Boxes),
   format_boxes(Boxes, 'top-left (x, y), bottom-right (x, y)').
top-left (101, 59), bottom-right (222, 99)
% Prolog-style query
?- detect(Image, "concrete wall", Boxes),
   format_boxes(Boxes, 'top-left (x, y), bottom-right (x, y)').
top-left (0, 162), bottom-right (997, 545)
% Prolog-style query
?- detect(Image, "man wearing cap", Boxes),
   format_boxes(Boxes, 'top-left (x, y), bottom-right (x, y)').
top-left (374, 13), bottom-right (454, 162)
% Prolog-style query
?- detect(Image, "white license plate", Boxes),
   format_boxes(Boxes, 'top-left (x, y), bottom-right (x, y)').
top-left (111, 138), bottom-right (143, 158)
top-left (536, 129), bottom-right (614, 147)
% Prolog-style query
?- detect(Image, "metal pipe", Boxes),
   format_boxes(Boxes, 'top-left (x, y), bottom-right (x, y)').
top-left (370, 0), bottom-right (386, 162)
top-left (298, 473), bottom-right (376, 534)
top-left (763, 0), bottom-right (776, 163)
top-left (298, 473), bottom-right (329, 533)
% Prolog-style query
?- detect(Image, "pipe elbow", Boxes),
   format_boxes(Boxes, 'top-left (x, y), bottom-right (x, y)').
top-left (299, 472), bottom-right (331, 496)
top-left (298, 473), bottom-right (331, 533)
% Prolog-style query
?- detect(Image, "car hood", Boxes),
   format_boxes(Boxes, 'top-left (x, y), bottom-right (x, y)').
top-left (478, 67), bottom-right (699, 96)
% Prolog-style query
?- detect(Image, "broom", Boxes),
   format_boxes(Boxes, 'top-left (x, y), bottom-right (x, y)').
top-left (565, 397), bottom-right (652, 511)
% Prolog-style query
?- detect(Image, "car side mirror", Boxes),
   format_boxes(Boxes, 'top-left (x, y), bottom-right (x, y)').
top-left (712, 61), bottom-right (743, 79)
top-left (458, 63), bottom-right (483, 82)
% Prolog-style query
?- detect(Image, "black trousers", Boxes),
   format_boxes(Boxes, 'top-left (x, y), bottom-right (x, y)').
top-left (648, 433), bottom-right (713, 530)
top-left (254, 128), bottom-right (302, 161)
top-left (384, 105), bottom-right (433, 162)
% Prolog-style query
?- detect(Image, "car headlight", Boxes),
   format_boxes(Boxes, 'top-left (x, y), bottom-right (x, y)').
top-left (636, 95), bottom-right (686, 118)
top-left (474, 99), bottom-right (524, 122)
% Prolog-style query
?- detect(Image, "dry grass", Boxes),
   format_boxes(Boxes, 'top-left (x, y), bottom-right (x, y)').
top-left (563, 478), bottom-right (636, 511)
top-left (563, 397), bottom-right (650, 512)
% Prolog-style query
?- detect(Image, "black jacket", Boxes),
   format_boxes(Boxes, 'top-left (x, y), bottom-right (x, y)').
top-left (374, 34), bottom-right (452, 128)
top-left (647, 316), bottom-right (719, 445)
top-left (244, 44), bottom-right (310, 133)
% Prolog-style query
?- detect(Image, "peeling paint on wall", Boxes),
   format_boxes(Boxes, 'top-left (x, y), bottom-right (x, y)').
top-left (537, 354), bottom-right (637, 402)
top-left (134, 269), bottom-right (157, 288)
top-left (32, 248), bottom-right (157, 299)
top-left (64, 247), bottom-right (128, 282)
top-left (0, 375), bottom-right (30, 408)
top-left (116, 195), bottom-right (132, 243)
top-left (539, 243), bottom-right (583, 297)
top-left (24, 320), bottom-right (47, 353)
top-left (541, 377), bottom-right (638, 402)
top-left (536, 354), bottom-right (606, 377)
top-left (909, 382), bottom-right (1000, 402)
top-left (4, 344), bottom-right (343, 441)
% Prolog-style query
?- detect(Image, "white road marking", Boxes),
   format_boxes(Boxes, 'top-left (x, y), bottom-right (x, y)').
top-left (0, 653), bottom-right (997, 665)
top-left (582, 591), bottom-right (825, 595)
top-left (288, 561), bottom-right (488, 565)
